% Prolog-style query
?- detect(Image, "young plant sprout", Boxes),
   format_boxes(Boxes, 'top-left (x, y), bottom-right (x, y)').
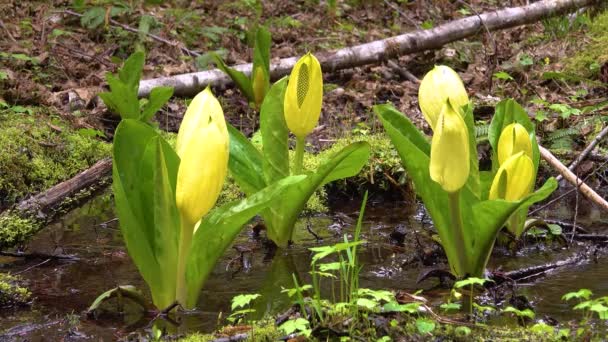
top-left (375, 65), bottom-right (557, 278)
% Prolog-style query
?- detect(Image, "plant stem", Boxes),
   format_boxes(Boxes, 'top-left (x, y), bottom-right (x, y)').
top-left (176, 217), bottom-right (194, 307)
top-left (448, 191), bottom-right (469, 277)
top-left (294, 136), bottom-right (306, 174)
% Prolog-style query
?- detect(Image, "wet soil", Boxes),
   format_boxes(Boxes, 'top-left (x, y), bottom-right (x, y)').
top-left (0, 189), bottom-right (607, 340)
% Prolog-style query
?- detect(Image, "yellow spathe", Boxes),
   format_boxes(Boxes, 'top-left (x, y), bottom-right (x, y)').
top-left (284, 53), bottom-right (323, 139)
top-left (489, 151), bottom-right (534, 201)
top-left (429, 102), bottom-right (470, 193)
top-left (175, 87), bottom-right (229, 226)
top-left (418, 65), bottom-right (469, 129)
top-left (497, 123), bottom-right (533, 165)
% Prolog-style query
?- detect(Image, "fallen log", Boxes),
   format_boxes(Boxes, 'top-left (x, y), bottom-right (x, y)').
top-left (15, 158), bottom-right (112, 218)
top-left (539, 146), bottom-right (608, 211)
top-left (138, 0), bottom-right (596, 98)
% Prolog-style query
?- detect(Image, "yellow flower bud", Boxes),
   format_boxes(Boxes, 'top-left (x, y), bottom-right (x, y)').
top-left (429, 102), bottom-right (470, 193)
top-left (497, 123), bottom-right (532, 165)
top-left (252, 66), bottom-right (268, 109)
top-left (284, 53), bottom-right (323, 139)
top-left (489, 152), bottom-right (534, 201)
top-left (418, 65), bottom-right (469, 129)
top-left (175, 88), bottom-right (229, 226)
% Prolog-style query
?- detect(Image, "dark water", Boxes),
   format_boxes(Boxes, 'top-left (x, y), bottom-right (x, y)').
top-left (0, 190), bottom-right (607, 340)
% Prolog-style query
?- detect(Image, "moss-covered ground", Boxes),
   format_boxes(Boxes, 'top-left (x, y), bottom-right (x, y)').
top-left (0, 107), bottom-right (110, 208)
top-left (0, 106), bottom-right (110, 248)
top-left (0, 273), bottom-right (31, 307)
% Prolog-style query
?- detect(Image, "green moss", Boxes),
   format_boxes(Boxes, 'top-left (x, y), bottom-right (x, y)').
top-left (309, 133), bottom-right (405, 191)
top-left (564, 10), bottom-right (608, 78)
top-left (0, 211), bottom-right (41, 249)
top-left (0, 273), bottom-right (31, 307)
top-left (179, 319), bottom-right (280, 342)
top-left (0, 107), bottom-right (111, 207)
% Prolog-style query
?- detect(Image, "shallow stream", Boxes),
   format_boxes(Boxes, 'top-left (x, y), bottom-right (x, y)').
top-left (1, 190), bottom-right (607, 340)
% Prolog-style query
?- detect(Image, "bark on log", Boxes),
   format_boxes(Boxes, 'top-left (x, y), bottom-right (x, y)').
top-left (138, 0), bottom-right (596, 98)
top-left (15, 158), bottom-right (112, 217)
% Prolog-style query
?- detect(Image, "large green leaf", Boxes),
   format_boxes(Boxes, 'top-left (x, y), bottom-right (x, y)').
top-left (465, 178), bottom-right (557, 275)
top-left (260, 78), bottom-right (289, 184)
top-left (373, 104), bottom-right (430, 155)
top-left (139, 137), bottom-right (181, 308)
top-left (113, 119), bottom-right (182, 308)
top-left (141, 86), bottom-right (174, 122)
top-left (263, 142), bottom-right (371, 247)
top-left (113, 119), bottom-right (163, 304)
top-left (374, 105), bottom-right (458, 273)
top-left (185, 175), bottom-right (305, 308)
top-left (227, 124), bottom-right (266, 195)
top-left (212, 53), bottom-right (254, 103)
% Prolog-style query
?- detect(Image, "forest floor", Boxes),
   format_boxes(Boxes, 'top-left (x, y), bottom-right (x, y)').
top-left (1, 1), bottom-right (607, 202)
top-left (1, 0), bottom-right (608, 340)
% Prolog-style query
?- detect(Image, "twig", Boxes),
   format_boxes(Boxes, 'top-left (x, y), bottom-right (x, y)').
top-left (386, 60), bottom-right (420, 83)
top-left (538, 145), bottom-right (608, 211)
top-left (63, 9), bottom-right (201, 57)
top-left (13, 259), bottom-right (51, 275)
top-left (0, 19), bottom-right (17, 43)
top-left (382, 0), bottom-right (420, 29)
top-left (556, 124), bottom-right (608, 182)
top-left (0, 251), bottom-right (79, 261)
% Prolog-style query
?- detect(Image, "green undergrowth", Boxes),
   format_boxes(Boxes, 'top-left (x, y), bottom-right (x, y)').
top-left (0, 211), bottom-right (40, 250)
top-left (0, 273), bottom-right (31, 307)
top-left (179, 320), bottom-right (280, 342)
top-left (564, 10), bottom-right (608, 78)
top-left (0, 106), bottom-right (111, 208)
top-left (213, 132), bottom-right (402, 213)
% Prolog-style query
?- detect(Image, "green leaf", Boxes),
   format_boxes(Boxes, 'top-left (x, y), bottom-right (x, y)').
top-left (416, 318), bottom-right (436, 334)
top-left (80, 7), bottom-right (105, 29)
top-left (260, 78), bottom-right (290, 184)
top-left (227, 123), bottom-right (267, 195)
top-left (100, 74), bottom-right (140, 119)
top-left (263, 142), bottom-right (370, 247)
top-left (138, 136), bottom-right (180, 308)
top-left (251, 26), bottom-right (271, 105)
top-left (185, 175), bottom-right (305, 308)
top-left (562, 289), bottom-right (593, 301)
top-left (112, 120), bottom-right (167, 307)
top-left (141, 86), bottom-right (174, 122)
top-left (503, 306), bottom-right (535, 319)
top-left (211, 53), bottom-right (254, 102)
top-left (231, 293), bottom-right (261, 310)
top-left (87, 285), bottom-right (148, 314)
top-left (356, 298), bottom-right (379, 310)
top-left (454, 277), bottom-right (491, 288)
top-left (119, 51), bottom-right (145, 89)
top-left (382, 301), bottom-right (420, 313)
top-left (493, 71), bottom-right (514, 81)
top-left (440, 302), bottom-right (461, 312)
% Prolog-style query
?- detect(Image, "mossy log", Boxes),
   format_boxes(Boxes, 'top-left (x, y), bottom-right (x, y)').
top-left (15, 158), bottom-right (112, 218)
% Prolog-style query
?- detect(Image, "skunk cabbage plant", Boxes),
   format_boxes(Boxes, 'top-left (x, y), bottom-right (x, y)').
top-left (227, 53), bottom-right (370, 247)
top-left (111, 88), bottom-right (303, 309)
top-left (374, 65), bottom-right (556, 278)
